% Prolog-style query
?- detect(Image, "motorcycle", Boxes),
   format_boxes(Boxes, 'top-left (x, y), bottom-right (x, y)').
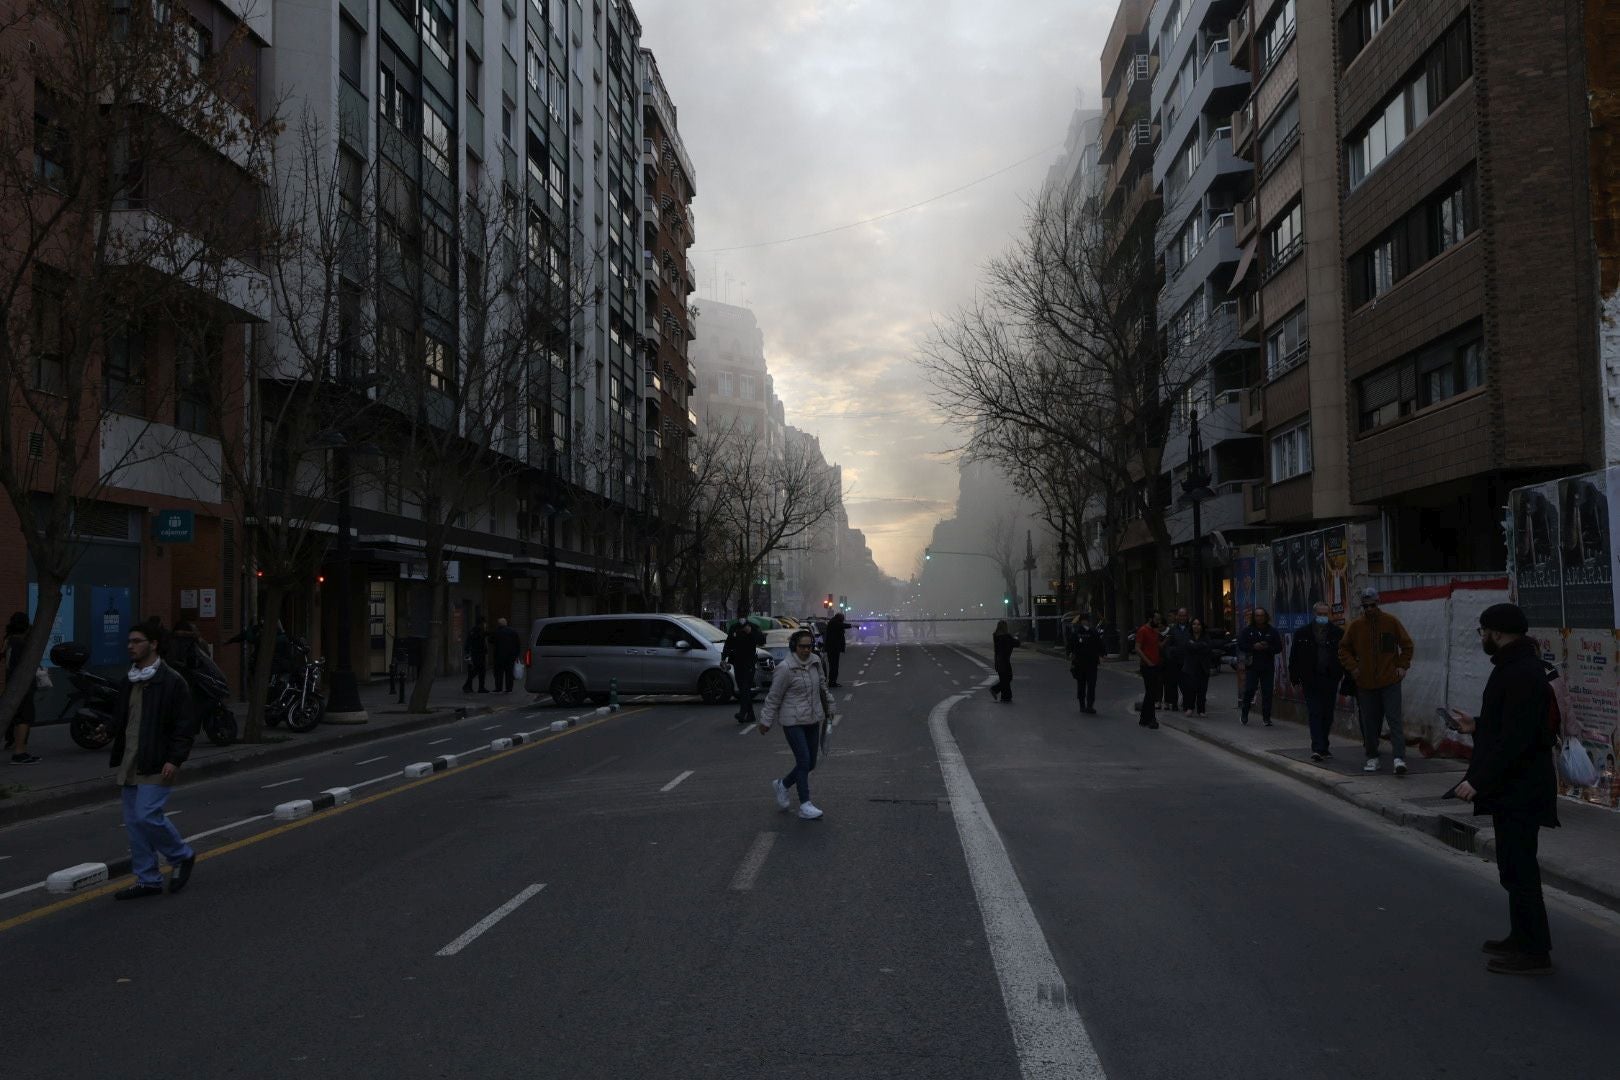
top-left (48, 642), bottom-right (118, 751)
top-left (266, 639), bottom-right (326, 733)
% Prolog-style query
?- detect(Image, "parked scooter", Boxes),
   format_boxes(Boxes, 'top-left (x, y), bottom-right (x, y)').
top-left (47, 643), bottom-right (118, 751)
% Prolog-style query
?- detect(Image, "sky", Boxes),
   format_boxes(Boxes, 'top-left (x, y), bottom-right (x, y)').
top-left (634, 0), bottom-right (1115, 578)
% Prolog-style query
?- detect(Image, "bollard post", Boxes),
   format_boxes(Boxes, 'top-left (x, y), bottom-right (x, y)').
top-left (609, 676), bottom-right (620, 711)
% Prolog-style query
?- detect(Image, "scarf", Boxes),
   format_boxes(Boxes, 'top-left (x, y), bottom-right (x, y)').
top-left (128, 659), bottom-right (162, 683)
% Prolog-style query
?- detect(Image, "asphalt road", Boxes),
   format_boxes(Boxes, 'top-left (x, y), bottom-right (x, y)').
top-left (4, 642), bottom-right (1615, 1079)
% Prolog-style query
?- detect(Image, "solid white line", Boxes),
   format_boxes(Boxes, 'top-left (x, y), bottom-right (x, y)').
top-left (428, 738), bottom-right (453, 746)
top-left (351, 771), bottom-right (402, 791)
top-left (729, 832), bottom-right (778, 891)
top-left (260, 778), bottom-right (303, 790)
top-left (928, 693), bottom-right (1106, 1080)
top-left (660, 769), bottom-right (694, 793)
top-left (354, 755), bottom-right (388, 766)
top-left (0, 881), bottom-right (44, 901)
top-left (435, 883), bottom-right (548, 957)
top-left (183, 813), bottom-right (270, 844)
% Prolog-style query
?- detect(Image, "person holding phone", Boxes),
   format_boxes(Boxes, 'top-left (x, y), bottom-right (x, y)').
top-left (1446, 602), bottom-right (1558, 976)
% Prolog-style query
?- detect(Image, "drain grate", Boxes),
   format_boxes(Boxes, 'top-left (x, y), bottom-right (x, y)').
top-left (1437, 816), bottom-right (1479, 852)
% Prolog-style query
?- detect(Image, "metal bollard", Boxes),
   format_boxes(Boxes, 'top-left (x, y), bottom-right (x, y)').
top-left (609, 677), bottom-right (620, 711)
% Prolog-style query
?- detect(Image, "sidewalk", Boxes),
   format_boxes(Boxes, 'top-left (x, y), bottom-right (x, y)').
top-left (1028, 642), bottom-right (1620, 916)
top-left (0, 676), bottom-right (537, 827)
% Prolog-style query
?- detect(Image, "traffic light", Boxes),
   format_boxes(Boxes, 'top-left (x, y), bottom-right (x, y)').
top-left (1002, 594), bottom-right (1011, 606)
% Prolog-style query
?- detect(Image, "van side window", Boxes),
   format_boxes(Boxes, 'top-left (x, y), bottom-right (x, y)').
top-left (637, 619), bottom-right (683, 648)
top-left (537, 622), bottom-right (581, 646)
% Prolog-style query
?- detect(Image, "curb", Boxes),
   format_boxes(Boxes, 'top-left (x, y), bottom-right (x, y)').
top-left (0, 702), bottom-right (501, 830)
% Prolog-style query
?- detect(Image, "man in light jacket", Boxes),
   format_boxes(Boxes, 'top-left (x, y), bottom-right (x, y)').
top-left (1339, 587), bottom-right (1415, 775)
top-left (756, 630), bottom-right (834, 820)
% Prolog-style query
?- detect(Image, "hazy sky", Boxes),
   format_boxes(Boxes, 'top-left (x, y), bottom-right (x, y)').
top-left (635, 0), bottom-right (1114, 577)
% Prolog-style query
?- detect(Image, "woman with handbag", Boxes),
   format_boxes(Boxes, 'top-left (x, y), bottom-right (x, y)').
top-left (4, 612), bottom-right (41, 764)
top-left (757, 629), bottom-right (835, 820)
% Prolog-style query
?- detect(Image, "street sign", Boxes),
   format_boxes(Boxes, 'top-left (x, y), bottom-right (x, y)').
top-left (152, 510), bottom-right (194, 542)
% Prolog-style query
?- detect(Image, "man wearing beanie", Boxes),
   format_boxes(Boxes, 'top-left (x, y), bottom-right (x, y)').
top-left (1338, 587), bottom-right (1415, 774)
top-left (1447, 602), bottom-right (1558, 976)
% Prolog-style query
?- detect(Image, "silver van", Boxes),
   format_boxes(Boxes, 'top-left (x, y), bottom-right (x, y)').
top-left (524, 613), bottom-right (771, 706)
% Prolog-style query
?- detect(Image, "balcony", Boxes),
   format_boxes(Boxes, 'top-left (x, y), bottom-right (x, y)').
top-left (1232, 99), bottom-right (1255, 156)
top-left (1238, 289), bottom-right (1262, 340)
top-left (1240, 386), bottom-right (1265, 433)
top-left (645, 426), bottom-right (662, 454)
top-left (642, 250), bottom-right (661, 288)
top-left (642, 138), bottom-right (660, 174)
top-left (1124, 52), bottom-right (1152, 97)
top-left (1234, 193), bottom-right (1258, 244)
top-left (1229, 8), bottom-right (1252, 70)
top-left (1242, 479), bottom-right (1267, 524)
top-left (101, 415), bottom-right (221, 503)
top-left (643, 196), bottom-right (660, 232)
top-left (642, 311), bottom-right (662, 344)
top-left (106, 210), bottom-right (269, 323)
top-left (645, 367), bottom-right (663, 396)
top-left (684, 257), bottom-right (696, 289)
top-left (687, 407), bottom-right (698, 434)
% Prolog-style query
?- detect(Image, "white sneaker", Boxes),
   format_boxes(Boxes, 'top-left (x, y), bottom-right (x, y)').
top-left (1393, 758), bottom-right (1408, 776)
top-left (772, 779), bottom-right (791, 811)
top-left (1364, 757), bottom-right (1380, 773)
top-left (797, 801), bottom-right (824, 820)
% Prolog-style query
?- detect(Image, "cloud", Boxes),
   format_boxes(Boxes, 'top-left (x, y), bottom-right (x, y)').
top-left (636, 0), bottom-right (1115, 574)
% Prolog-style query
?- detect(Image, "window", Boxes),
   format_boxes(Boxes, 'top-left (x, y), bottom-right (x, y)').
top-left (32, 84), bottom-right (69, 187)
top-left (526, 41), bottom-right (542, 92)
top-left (1266, 200), bottom-right (1303, 264)
top-left (1160, 0), bottom-right (1184, 56)
top-left (423, 334), bottom-right (453, 393)
top-left (738, 374), bottom-right (756, 401)
top-left (175, 334), bottom-right (219, 434)
top-left (1355, 323), bottom-right (1486, 432)
top-left (548, 64), bottom-right (566, 123)
top-left (1258, 95), bottom-right (1299, 169)
top-left (31, 270), bottom-right (67, 394)
top-left (465, 51), bottom-right (482, 106)
top-left (105, 330), bottom-right (145, 412)
top-left (1270, 421), bottom-right (1312, 480)
top-left (182, 18), bottom-right (211, 75)
top-left (339, 148), bottom-right (363, 215)
top-left (1173, 212), bottom-right (1205, 270)
top-left (1258, 0), bottom-right (1296, 71)
top-left (1429, 168), bottom-right (1478, 255)
top-left (422, 104), bottom-right (451, 175)
top-left (424, 221), bottom-right (453, 283)
top-left (1340, 0), bottom-right (1403, 67)
top-left (1264, 305), bottom-right (1309, 378)
top-left (548, 157), bottom-right (565, 207)
top-left (422, 0), bottom-right (454, 71)
top-left (1348, 166), bottom-right (1477, 308)
top-left (717, 371), bottom-right (735, 398)
top-left (1347, 14), bottom-right (1471, 189)
top-left (380, 61), bottom-right (417, 134)
top-left (339, 17), bottom-right (364, 86)
top-left (1165, 135), bottom-right (1202, 202)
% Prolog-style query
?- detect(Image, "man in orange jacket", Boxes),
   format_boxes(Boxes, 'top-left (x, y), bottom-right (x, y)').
top-left (1338, 587), bottom-right (1415, 775)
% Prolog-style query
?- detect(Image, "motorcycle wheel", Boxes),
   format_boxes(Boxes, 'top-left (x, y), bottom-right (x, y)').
top-left (284, 693), bottom-right (325, 733)
top-left (69, 713), bottom-right (114, 751)
top-left (204, 705), bottom-right (237, 747)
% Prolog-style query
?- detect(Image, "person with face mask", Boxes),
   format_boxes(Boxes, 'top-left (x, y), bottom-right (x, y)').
top-left (1067, 612), bottom-right (1104, 714)
top-left (1339, 587), bottom-right (1415, 774)
top-left (1446, 603), bottom-right (1558, 976)
top-left (1288, 602), bottom-right (1345, 761)
top-left (1237, 608), bottom-right (1283, 726)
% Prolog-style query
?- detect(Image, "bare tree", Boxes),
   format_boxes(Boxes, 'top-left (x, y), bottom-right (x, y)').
top-left (0, 0), bottom-right (273, 728)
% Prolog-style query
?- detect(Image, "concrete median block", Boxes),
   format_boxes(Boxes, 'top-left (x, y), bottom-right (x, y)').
top-left (404, 762), bottom-right (434, 778)
top-left (550, 720), bottom-right (569, 732)
top-left (593, 706), bottom-right (611, 715)
top-left (319, 787), bottom-right (353, 807)
top-left (433, 754), bottom-right (461, 770)
top-left (491, 737), bottom-right (514, 750)
top-left (46, 862), bottom-right (109, 895)
top-left (273, 799), bottom-right (314, 822)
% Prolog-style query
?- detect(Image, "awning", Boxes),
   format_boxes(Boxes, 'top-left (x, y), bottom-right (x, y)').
top-left (1229, 240), bottom-right (1257, 290)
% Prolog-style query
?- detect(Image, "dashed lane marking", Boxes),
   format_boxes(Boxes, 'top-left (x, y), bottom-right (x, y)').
top-left (435, 883), bottom-right (548, 957)
top-left (260, 778), bottom-right (303, 790)
top-left (354, 756), bottom-right (387, 766)
top-left (660, 770), bottom-right (694, 793)
top-left (729, 832), bottom-right (778, 891)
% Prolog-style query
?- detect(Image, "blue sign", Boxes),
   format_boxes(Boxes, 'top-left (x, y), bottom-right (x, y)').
top-left (153, 510), bottom-right (195, 542)
top-left (91, 586), bottom-right (133, 666)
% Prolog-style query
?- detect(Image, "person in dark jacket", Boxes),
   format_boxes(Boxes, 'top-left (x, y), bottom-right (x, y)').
top-left (1449, 602), bottom-right (1558, 976)
top-left (1179, 618), bottom-right (1215, 717)
top-left (1161, 608), bottom-right (1190, 710)
top-left (1237, 608), bottom-right (1284, 726)
top-left (4, 611), bottom-right (39, 764)
top-left (823, 611), bottom-right (847, 687)
top-left (462, 617), bottom-right (489, 694)
top-left (490, 618), bottom-right (523, 693)
top-left (989, 620), bottom-right (1018, 702)
top-left (109, 619), bottom-right (198, 900)
top-left (723, 612), bottom-right (766, 724)
top-left (1068, 613), bottom-right (1105, 714)
top-left (1288, 602), bottom-right (1345, 761)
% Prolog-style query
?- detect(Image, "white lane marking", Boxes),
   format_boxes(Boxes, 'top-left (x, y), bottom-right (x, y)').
top-left (843, 693), bottom-right (853, 703)
top-left (667, 717), bottom-right (696, 733)
top-left (0, 881), bottom-right (45, 901)
top-left (428, 738), bottom-right (453, 746)
top-left (483, 725), bottom-right (501, 731)
top-left (660, 769), bottom-right (694, 793)
top-left (729, 832), bottom-right (778, 891)
top-left (435, 883), bottom-right (548, 957)
top-left (352, 771), bottom-right (403, 791)
top-left (183, 813), bottom-right (270, 844)
top-left (738, 722), bottom-right (757, 736)
top-left (929, 692), bottom-right (1106, 1079)
top-left (0, 856), bottom-right (9, 862)
top-left (260, 778), bottom-right (303, 790)
top-left (354, 755), bottom-right (388, 766)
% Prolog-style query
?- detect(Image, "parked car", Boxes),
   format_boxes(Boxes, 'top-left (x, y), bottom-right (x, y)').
top-left (524, 613), bottom-right (772, 706)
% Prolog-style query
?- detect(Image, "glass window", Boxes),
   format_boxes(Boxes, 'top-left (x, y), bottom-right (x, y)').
top-left (1266, 201), bottom-right (1302, 262)
top-left (1270, 422), bottom-right (1312, 480)
top-left (423, 105), bottom-right (451, 175)
top-left (339, 17), bottom-right (363, 86)
top-left (105, 330), bottom-right (145, 413)
top-left (1346, 14), bottom-right (1470, 190)
top-left (1264, 305), bottom-right (1309, 378)
top-left (1259, 0), bottom-right (1296, 69)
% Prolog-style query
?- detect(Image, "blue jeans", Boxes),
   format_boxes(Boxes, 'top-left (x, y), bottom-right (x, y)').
top-left (121, 784), bottom-right (193, 887)
top-left (1303, 684), bottom-right (1337, 754)
top-left (1242, 664), bottom-right (1274, 721)
top-left (1357, 682), bottom-right (1405, 760)
top-left (780, 723), bottom-right (820, 804)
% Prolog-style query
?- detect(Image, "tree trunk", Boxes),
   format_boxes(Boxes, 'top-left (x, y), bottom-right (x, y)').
top-left (241, 583), bottom-right (284, 743)
top-left (408, 552), bottom-right (448, 714)
top-left (0, 580), bottom-right (63, 730)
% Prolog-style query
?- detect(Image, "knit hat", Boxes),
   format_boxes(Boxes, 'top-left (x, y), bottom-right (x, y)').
top-left (1359, 587), bottom-right (1380, 604)
top-left (1478, 603), bottom-right (1529, 635)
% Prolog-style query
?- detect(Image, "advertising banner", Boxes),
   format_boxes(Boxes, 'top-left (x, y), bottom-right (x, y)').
top-left (1322, 526), bottom-right (1349, 621)
top-left (90, 586), bottom-right (132, 667)
top-left (1558, 472), bottom-right (1614, 629)
top-left (1511, 481), bottom-right (1564, 628)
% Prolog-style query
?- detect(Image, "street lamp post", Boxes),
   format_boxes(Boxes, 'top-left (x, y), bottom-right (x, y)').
top-left (1022, 530), bottom-right (1037, 640)
top-left (1180, 408), bottom-right (1216, 624)
top-left (325, 440), bottom-right (367, 721)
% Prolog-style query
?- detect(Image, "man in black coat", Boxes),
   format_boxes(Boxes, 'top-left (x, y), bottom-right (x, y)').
top-left (1450, 602), bottom-right (1559, 976)
top-left (822, 611), bottom-right (847, 687)
top-left (1067, 612), bottom-right (1105, 714)
top-left (1287, 601), bottom-right (1345, 762)
top-left (1161, 608), bottom-right (1190, 710)
top-left (109, 619), bottom-right (198, 900)
top-left (723, 612), bottom-right (765, 724)
top-left (490, 618), bottom-right (523, 693)
top-left (462, 618), bottom-right (489, 693)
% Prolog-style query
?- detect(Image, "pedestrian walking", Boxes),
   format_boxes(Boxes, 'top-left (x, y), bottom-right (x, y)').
top-left (1288, 602), bottom-right (1345, 762)
top-left (1136, 612), bottom-right (1164, 729)
top-left (1068, 612), bottom-right (1104, 714)
top-left (1162, 608), bottom-right (1190, 711)
top-left (757, 630), bottom-right (834, 820)
top-left (1237, 608), bottom-right (1283, 726)
top-left (724, 611), bottom-right (765, 725)
top-left (1338, 587), bottom-right (1415, 775)
top-left (110, 619), bottom-right (197, 900)
top-left (1447, 603), bottom-right (1558, 976)
top-left (490, 618), bottom-right (522, 693)
top-left (4, 612), bottom-right (40, 764)
top-left (989, 620), bottom-right (1018, 703)
top-left (1179, 617), bottom-right (1214, 717)
top-left (462, 617), bottom-right (488, 694)
top-left (823, 610), bottom-right (847, 687)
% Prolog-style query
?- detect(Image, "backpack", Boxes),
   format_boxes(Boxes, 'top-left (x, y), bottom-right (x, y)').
top-left (1543, 662), bottom-right (1577, 745)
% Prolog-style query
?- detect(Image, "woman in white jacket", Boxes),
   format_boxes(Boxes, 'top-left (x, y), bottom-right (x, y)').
top-left (757, 630), bottom-right (835, 820)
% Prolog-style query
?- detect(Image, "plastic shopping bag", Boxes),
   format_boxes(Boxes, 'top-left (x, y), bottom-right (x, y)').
top-left (513, 660), bottom-right (525, 683)
top-left (1559, 738), bottom-right (1600, 789)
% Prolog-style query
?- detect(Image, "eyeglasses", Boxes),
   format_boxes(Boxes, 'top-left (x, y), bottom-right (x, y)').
top-left (1475, 627), bottom-right (1491, 638)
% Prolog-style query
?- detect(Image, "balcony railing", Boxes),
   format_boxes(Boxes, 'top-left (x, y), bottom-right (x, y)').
top-left (1128, 120), bottom-right (1154, 150)
top-left (645, 367), bottom-right (663, 395)
top-left (1235, 195), bottom-right (1258, 242)
top-left (643, 196), bottom-right (659, 230)
top-left (642, 138), bottom-right (660, 173)
top-left (1206, 124), bottom-right (1233, 157)
top-left (1229, 9), bottom-right (1252, 68)
top-left (1232, 99), bottom-right (1255, 153)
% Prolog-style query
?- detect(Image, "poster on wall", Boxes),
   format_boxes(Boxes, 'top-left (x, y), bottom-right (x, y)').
top-left (90, 586), bottom-right (133, 667)
top-left (1511, 482), bottom-right (1564, 628)
top-left (1558, 472), bottom-right (1615, 630)
top-left (1610, 466), bottom-right (1620, 630)
top-left (1233, 556), bottom-right (1257, 624)
top-left (1322, 526), bottom-right (1349, 621)
top-left (26, 584), bottom-right (75, 666)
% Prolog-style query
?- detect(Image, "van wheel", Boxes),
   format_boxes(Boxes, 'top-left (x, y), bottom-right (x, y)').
top-left (697, 670), bottom-right (731, 705)
top-left (550, 672), bottom-right (588, 707)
